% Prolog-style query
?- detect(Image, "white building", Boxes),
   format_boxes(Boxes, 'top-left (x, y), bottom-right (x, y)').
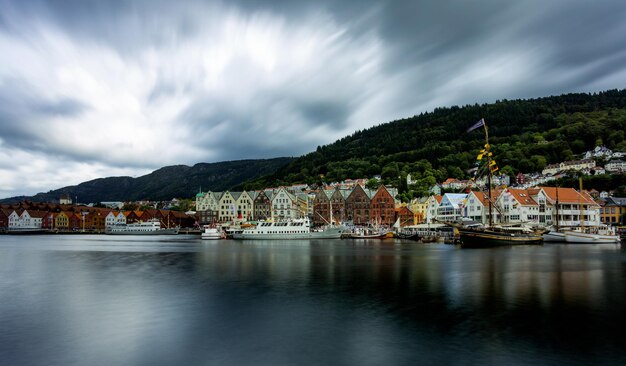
top-left (496, 189), bottom-right (541, 225)
top-left (542, 159), bottom-right (596, 175)
top-left (10, 210), bottom-right (45, 230)
top-left (436, 193), bottom-right (467, 222)
top-left (105, 211), bottom-right (126, 227)
top-left (195, 191), bottom-right (220, 212)
top-left (462, 191), bottom-right (492, 224)
top-left (583, 145), bottom-right (613, 159)
top-left (235, 191), bottom-right (255, 221)
top-left (425, 195), bottom-right (442, 223)
top-left (272, 187), bottom-right (299, 220)
top-left (605, 160), bottom-right (625, 173)
top-left (218, 191), bottom-right (238, 222)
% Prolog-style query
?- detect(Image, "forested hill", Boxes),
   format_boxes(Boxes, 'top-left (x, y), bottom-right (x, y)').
top-left (0, 158), bottom-right (293, 204)
top-left (242, 89), bottom-right (626, 194)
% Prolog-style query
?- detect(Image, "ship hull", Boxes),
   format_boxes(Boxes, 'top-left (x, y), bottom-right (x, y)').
top-left (105, 228), bottom-right (179, 235)
top-left (564, 232), bottom-right (620, 244)
top-left (459, 229), bottom-right (543, 248)
top-left (233, 228), bottom-right (343, 240)
top-left (542, 231), bottom-right (566, 242)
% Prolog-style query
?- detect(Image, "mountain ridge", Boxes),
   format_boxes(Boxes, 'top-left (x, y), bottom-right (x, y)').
top-left (0, 158), bottom-right (294, 204)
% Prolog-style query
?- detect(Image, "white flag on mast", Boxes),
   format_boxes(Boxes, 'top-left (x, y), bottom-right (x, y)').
top-left (466, 118), bottom-right (485, 133)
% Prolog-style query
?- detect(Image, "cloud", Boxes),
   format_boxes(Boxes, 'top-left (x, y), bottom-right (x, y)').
top-left (0, 0), bottom-right (625, 198)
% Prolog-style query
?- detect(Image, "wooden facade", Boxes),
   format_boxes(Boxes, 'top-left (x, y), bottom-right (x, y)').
top-left (370, 186), bottom-right (396, 226)
top-left (345, 185), bottom-right (371, 225)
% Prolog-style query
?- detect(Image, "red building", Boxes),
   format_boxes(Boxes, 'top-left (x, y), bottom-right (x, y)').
top-left (369, 186), bottom-right (397, 226)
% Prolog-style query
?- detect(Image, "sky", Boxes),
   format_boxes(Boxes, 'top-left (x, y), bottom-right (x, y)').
top-left (1, 0), bottom-right (625, 199)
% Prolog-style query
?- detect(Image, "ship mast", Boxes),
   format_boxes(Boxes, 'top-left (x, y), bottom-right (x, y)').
top-left (484, 121), bottom-right (493, 227)
top-left (555, 186), bottom-right (560, 231)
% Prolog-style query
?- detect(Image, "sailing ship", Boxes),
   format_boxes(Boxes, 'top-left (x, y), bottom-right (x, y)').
top-left (455, 118), bottom-right (543, 247)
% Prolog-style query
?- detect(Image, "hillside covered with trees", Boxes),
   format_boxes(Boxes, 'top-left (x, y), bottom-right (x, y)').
top-left (0, 158), bottom-right (294, 204)
top-left (243, 89), bottom-right (626, 199)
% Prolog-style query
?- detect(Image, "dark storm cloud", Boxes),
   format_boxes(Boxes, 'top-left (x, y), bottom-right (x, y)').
top-left (298, 99), bottom-right (351, 129)
top-left (1, 0), bottom-right (625, 198)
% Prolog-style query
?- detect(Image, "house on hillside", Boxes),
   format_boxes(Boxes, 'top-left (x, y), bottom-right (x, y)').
top-left (605, 160), bottom-right (625, 173)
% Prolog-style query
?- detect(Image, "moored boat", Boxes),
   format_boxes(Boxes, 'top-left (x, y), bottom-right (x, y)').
top-left (454, 118), bottom-right (543, 248)
top-left (232, 218), bottom-right (344, 240)
top-left (201, 226), bottom-right (225, 240)
top-left (563, 226), bottom-right (620, 243)
top-left (105, 219), bottom-right (179, 235)
top-left (458, 225), bottom-right (543, 247)
top-left (542, 230), bottom-right (567, 242)
top-left (347, 227), bottom-right (391, 239)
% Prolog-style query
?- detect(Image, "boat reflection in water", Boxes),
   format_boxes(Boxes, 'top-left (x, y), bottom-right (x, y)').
top-left (1, 236), bottom-right (625, 365)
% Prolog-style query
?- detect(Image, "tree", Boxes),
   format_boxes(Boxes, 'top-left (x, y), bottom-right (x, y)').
top-left (366, 178), bottom-right (379, 191)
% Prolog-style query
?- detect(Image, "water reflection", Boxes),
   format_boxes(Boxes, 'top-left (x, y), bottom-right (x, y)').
top-left (0, 236), bottom-right (624, 365)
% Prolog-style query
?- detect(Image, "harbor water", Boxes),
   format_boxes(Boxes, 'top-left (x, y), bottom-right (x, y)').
top-left (1, 235), bottom-right (625, 365)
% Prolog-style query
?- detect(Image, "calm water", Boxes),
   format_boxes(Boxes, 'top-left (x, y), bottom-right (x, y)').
top-left (0, 235), bottom-right (625, 366)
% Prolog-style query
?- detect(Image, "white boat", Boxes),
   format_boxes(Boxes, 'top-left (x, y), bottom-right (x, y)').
top-left (542, 230), bottom-right (567, 242)
top-left (105, 219), bottom-right (179, 235)
top-left (564, 226), bottom-right (620, 243)
top-left (201, 226), bottom-right (225, 240)
top-left (232, 218), bottom-right (345, 240)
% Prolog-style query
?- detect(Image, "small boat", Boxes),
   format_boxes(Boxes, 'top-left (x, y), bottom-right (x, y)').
top-left (233, 218), bottom-right (344, 240)
top-left (201, 226), bottom-right (225, 240)
top-left (347, 227), bottom-right (390, 239)
top-left (395, 231), bottom-right (422, 241)
top-left (105, 219), bottom-right (179, 235)
top-left (563, 226), bottom-right (620, 243)
top-left (542, 230), bottom-right (567, 242)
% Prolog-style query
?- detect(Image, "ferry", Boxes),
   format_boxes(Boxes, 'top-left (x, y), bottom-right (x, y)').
top-left (105, 219), bottom-right (179, 235)
top-left (232, 218), bottom-right (345, 240)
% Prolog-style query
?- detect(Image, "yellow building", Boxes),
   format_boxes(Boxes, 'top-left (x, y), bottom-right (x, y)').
top-left (55, 212), bottom-right (70, 230)
top-left (409, 197), bottom-right (429, 224)
top-left (600, 197), bottom-right (626, 226)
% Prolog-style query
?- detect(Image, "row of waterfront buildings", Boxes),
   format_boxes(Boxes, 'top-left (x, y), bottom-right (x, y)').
top-left (0, 202), bottom-right (194, 232)
top-left (194, 184), bottom-right (626, 228)
top-left (2, 184), bottom-right (624, 232)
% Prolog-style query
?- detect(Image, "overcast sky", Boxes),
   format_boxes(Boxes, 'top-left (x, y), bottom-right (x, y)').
top-left (1, 0), bottom-right (625, 198)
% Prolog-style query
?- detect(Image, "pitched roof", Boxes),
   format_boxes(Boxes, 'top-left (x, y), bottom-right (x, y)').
top-left (506, 189), bottom-right (538, 206)
top-left (540, 187), bottom-right (596, 205)
top-left (605, 197), bottom-right (626, 206)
